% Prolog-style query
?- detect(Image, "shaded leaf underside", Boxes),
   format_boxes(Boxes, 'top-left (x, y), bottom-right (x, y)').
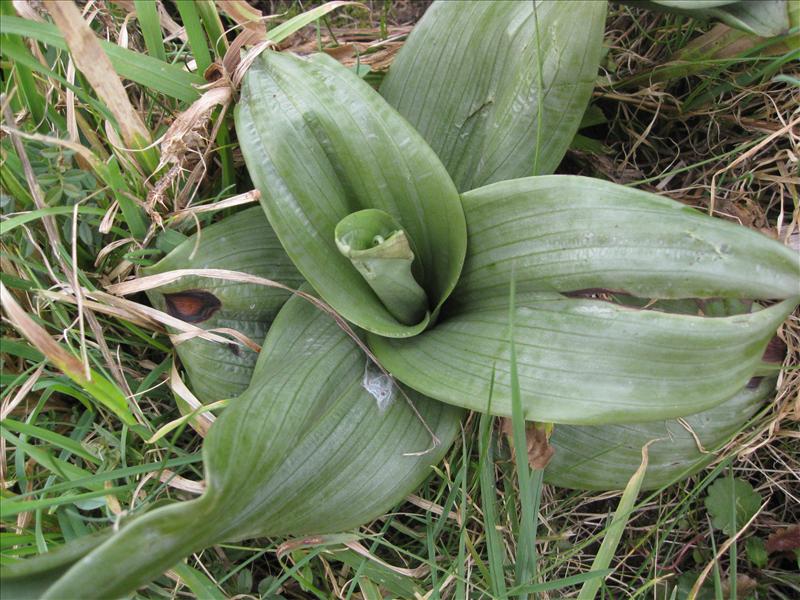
top-left (545, 377), bottom-right (775, 490)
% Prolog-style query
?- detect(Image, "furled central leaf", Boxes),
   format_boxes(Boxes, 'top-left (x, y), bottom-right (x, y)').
top-left (335, 209), bottom-right (429, 325)
top-left (236, 52), bottom-right (467, 337)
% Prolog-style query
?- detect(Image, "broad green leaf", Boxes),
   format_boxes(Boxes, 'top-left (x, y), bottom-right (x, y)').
top-left (236, 51), bottom-right (466, 337)
top-left (631, 1), bottom-right (791, 37)
top-left (0, 531), bottom-right (113, 600)
top-left (39, 292), bottom-right (462, 599)
top-left (454, 176), bottom-right (800, 305)
top-left (544, 377), bottom-right (775, 490)
top-left (379, 0), bottom-right (607, 190)
top-left (145, 207), bottom-right (304, 402)
top-left (369, 294), bottom-right (795, 424)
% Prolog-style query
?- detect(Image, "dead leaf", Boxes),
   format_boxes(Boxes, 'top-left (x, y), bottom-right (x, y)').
top-left (722, 574), bottom-right (758, 599)
top-left (766, 525), bottom-right (800, 554)
top-left (500, 418), bottom-right (555, 470)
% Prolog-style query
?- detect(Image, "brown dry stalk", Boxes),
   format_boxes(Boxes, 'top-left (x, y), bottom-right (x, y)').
top-left (44, 0), bottom-right (152, 149)
top-left (1, 283), bottom-right (92, 387)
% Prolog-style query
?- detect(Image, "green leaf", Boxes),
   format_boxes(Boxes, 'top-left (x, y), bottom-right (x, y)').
top-left (577, 443), bottom-right (650, 600)
top-left (705, 476), bottom-right (762, 535)
top-left (236, 51), bottom-right (466, 338)
top-left (380, 0), bottom-right (607, 190)
top-left (544, 377), bottom-right (775, 490)
top-left (144, 207), bottom-right (304, 402)
top-left (454, 176), bottom-right (800, 305)
top-left (631, 1), bottom-right (792, 37)
top-left (38, 292), bottom-right (463, 599)
top-left (0, 531), bottom-right (113, 600)
top-left (369, 295), bottom-right (795, 424)
top-left (745, 537), bottom-right (768, 569)
top-left (201, 292), bottom-right (462, 541)
top-left (335, 209), bottom-right (429, 325)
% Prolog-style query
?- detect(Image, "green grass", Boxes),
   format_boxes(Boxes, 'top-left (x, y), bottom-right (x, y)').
top-left (1, 2), bottom-right (798, 599)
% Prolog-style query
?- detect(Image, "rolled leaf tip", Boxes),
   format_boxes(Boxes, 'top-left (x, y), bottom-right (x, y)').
top-left (335, 209), bottom-right (429, 325)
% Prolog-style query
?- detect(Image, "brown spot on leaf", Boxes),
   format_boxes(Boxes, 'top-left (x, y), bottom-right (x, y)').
top-left (164, 291), bottom-right (221, 323)
top-left (746, 376), bottom-right (763, 389)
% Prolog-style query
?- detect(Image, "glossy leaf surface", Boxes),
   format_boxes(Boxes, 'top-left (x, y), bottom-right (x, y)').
top-left (380, 0), bottom-right (607, 190)
top-left (335, 209), bottom-right (429, 325)
top-left (236, 52), bottom-right (466, 337)
top-left (453, 176), bottom-right (800, 306)
top-left (202, 294), bottom-right (462, 540)
top-left (39, 293), bottom-right (462, 599)
top-left (544, 377), bottom-right (775, 490)
top-left (145, 207), bottom-right (304, 402)
top-left (370, 175), bottom-right (797, 423)
top-left (370, 293), bottom-right (794, 424)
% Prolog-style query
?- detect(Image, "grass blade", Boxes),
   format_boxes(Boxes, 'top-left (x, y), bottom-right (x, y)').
top-left (509, 569), bottom-right (614, 595)
top-left (266, 2), bottom-right (368, 45)
top-left (196, 0), bottom-right (228, 58)
top-left (1, 419), bottom-right (100, 464)
top-left (478, 368), bottom-right (507, 598)
top-left (577, 443), bottom-right (651, 600)
top-left (134, 0), bottom-right (166, 62)
top-left (507, 272), bottom-right (541, 596)
top-left (171, 562), bottom-right (226, 600)
top-left (1, 206), bottom-right (107, 235)
top-left (43, 0), bottom-right (157, 172)
top-left (1, 283), bottom-right (137, 426)
top-left (175, 0), bottom-right (213, 75)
